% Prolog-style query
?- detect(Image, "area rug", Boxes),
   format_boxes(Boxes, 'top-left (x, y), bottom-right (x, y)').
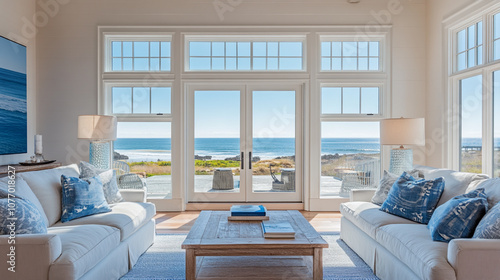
top-left (121, 233), bottom-right (378, 280)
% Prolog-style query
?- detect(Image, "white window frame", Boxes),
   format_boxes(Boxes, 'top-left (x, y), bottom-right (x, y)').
top-left (98, 25), bottom-right (391, 212)
top-left (319, 34), bottom-right (386, 73)
top-left (445, 1), bottom-right (500, 176)
top-left (183, 34), bottom-right (307, 72)
top-left (103, 32), bottom-right (173, 73)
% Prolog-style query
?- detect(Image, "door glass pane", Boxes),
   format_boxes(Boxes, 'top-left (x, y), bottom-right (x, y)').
top-left (194, 91), bottom-right (241, 193)
top-left (460, 75), bottom-right (482, 173)
top-left (320, 122), bottom-right (380, 198)
top-left (252, 91), bottom-right (296, 192)
top-left (114, 122), bottom-right (172, 199)
top-left (494, 71), bottom-right (500, 177)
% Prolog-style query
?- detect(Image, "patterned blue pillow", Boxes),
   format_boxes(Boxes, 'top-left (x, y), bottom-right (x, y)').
top-left (0, 188), bottom-right (47, 235)
top-left (61, 175), bottom-right (111, 222)
top-left (428, 188), bottom-right (488, 242)
top-left (473, 201), bottom-right (500, 239)
top-left (380, 172), bottom-right (445, 224)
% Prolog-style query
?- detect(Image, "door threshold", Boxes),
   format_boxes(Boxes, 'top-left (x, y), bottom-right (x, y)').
top-left (185, 202), bottom-right (304, 211)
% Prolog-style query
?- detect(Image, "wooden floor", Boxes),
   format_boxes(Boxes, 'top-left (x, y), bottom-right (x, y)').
top-left (154, 211), bottom-right (342, 279)
top-left (154, 211), bottom-right (342, 234)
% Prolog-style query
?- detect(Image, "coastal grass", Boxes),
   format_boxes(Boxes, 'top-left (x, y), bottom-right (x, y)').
top-left (126, 159), bottom-right (296, 176)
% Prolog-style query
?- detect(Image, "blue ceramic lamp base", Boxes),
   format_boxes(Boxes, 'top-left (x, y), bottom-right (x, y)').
top-left (89, 141), bottom-right (111, 170)
top-left (389, 148), bottom-right (413, 175)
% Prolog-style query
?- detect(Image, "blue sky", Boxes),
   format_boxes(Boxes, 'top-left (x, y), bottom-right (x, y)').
top-left (0, 36), bottom-right (26, 74)
top-left (461, 75), bottom-right (483, 138)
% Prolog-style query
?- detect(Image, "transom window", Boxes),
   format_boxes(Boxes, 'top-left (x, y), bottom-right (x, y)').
top-left (456, 21), bottom-right (483, 71)
top-left (321, 87), bottom-right (380, 115)
top-left (110, 40), bottom-right (171, 72)
top-left (321, 41), bottom-right (380, 71)
top-left (112, 87), bottom-right (171, 115)
top-left (187, 39), bottom-right (304, 71)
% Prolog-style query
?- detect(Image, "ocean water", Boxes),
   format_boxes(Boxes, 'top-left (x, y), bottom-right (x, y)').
top-left (0, 67), bottom-right (27, 155)
top-left (115, 137), bottom-right (381, 162)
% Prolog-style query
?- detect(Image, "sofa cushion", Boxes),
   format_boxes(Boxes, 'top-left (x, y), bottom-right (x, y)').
top-left (466, 178), bottom-right (500, 209)
top-left (473, 201), bottom-right (500, 239)
top-left (60, 175), bottom-right (111, 223)
top-left (428, 188), bottom-right (488, 242)
top-left (0, 176), bottom-right (48, 227)
top-left (371, 169), bottom-right (422, 205)
top-left (340, 202), bottom-right (418, 239)
top-left (380, 172), bottom-right (444, 224)
top-left (48, 225), bottom-right (120, 280)
top-left (19, 164), bottom-right (80, 226)
top-left (79, 161), bottom-right (124, 204)
top-left (416, 165), bottom-right (489, 206)
top-left (0, 188), bottom-right (47, 234)
top-left (52, 202), bottom-right (155, 241)
top-left (376, 224), bottom-right (456, 280)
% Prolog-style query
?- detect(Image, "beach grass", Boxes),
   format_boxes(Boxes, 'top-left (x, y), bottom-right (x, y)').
top-left (125, 159), bottom-right (297, 176)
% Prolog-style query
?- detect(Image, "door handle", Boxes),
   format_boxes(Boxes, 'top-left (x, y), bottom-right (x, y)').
top-left (249, 152), bottom-right (252, 169)
top-left (241, 152), bottom-right (244, 170)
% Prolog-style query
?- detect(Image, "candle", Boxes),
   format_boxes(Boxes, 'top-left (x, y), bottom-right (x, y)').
top-left (35, 134), bottom-right (43, 155)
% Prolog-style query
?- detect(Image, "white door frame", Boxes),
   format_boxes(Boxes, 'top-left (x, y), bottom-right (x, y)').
top-left (186, 81), bottom-right (304, 203)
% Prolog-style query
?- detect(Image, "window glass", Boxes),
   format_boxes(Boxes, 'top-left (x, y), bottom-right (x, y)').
top-left (114, 122), bottom-right (172, 199)
top-left (320, 122), bottom-right (380, 197)
top-left (460, 75), bottom-right (483, 173)
top-left (112, 86), bottom-right (171, 115)
top-left (187, 40), bottom-right (304, 71)
top-left (321, 87), bottom-right (380, 115)
top-left (321, 40), bottom-right (380, 71)
top-left (456, 22), bottom-right (483, 71)
top-left (111, 41), bottom-right (171, 71)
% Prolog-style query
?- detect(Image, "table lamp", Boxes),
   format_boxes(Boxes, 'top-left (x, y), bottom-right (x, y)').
top-left (78, 115), bottom-right (117, 169)
top-left (380, 117), bottom-right (425, 175)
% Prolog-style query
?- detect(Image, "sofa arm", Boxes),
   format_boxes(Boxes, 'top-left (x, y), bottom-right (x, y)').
top-left (0, 234), bottom-right (62, 280)
top-left (448, 239), bottom-right (500, 280)
top-left (120, 188), bottom-right (147, 203)
top-left (350, 189), bottom-right (376, 202)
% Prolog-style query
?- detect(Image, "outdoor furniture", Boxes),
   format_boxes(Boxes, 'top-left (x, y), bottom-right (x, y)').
top-left (212, 168), bottom-right (234, 190)
top-left (112, 160), bottom-right (148, 202)
top-left (339, 159), bottom-right (380, 196)
top-left (272, 168), bottom-right (296, 191)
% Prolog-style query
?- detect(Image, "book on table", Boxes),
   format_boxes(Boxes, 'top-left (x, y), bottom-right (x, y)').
top-left (261, 221), bottom-right (296, 239)
top-left (229, 205), bottom-right (268, 221)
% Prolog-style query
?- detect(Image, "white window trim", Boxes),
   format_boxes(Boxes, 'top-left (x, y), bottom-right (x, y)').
top-left (445, 1), bottom-right (500, 175)
top-left (318, 33), bottom-right (387, 73)
top-left (183, 34), bottom-right (307, 72)
top-left (98, 25), bottom-right (392, 211)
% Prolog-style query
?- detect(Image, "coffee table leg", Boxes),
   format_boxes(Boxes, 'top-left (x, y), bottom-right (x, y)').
top-left (313, 248), bottom-right (323, 280)
top-left (186, 249), bottom-right (196, 280)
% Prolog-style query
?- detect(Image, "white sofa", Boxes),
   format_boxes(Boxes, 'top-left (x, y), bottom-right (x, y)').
top-left (0, 164), bottom-right (156, 280)
top-left (340, 165), bottom-right (500, 280)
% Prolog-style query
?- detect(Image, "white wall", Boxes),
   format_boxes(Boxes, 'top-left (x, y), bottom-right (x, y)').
top-left (36, 0), bottom-right (427, 164)
top-left (425, 0), bottom-right (478, 168)
top-left (0, 0), bottom-right (36, 165)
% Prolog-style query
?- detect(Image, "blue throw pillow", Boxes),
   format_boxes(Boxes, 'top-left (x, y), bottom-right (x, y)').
top-left (380, 172), bottom-right (445, 224)
top-left (0, 188), bottom-right (47, 235)
top-left (428, 188), bottom-right (488, 242)
top-left (473, 201), bottom-right (500, 239)
top-left (61, 175), bottom-right (111, 222)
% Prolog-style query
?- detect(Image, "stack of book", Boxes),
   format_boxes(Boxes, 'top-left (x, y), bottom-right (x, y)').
top-left (261, 221), bottom-right (296, 239)
top-left (228, 205), bottom-right (269, 221)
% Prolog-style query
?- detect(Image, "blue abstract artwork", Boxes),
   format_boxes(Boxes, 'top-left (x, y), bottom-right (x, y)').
top-left (0, 36), bottom-right (27, 155)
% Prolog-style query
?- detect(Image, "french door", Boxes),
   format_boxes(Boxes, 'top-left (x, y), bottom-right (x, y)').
top-left (187, 83), bottom-right (303, 202)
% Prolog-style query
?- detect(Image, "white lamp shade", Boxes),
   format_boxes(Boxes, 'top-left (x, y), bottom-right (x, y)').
top-left (380, 118), bottom-right (425, 146)
top-left (78, 115), bottom-right (117, 140)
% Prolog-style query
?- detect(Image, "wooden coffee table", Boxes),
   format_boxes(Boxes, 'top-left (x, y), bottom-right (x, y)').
top-left (181, 210), bottom-right (328, 280)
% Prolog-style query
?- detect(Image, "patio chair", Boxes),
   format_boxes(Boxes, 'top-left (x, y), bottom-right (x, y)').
top-left (112, 160), bottom-right (147, 202)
